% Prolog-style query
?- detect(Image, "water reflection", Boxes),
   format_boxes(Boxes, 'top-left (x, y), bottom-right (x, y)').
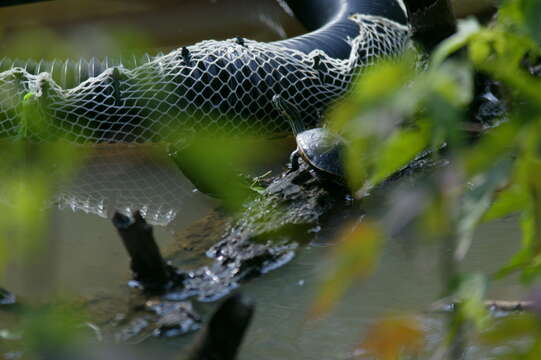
top-left (54, 145), bottom-right (214, 226)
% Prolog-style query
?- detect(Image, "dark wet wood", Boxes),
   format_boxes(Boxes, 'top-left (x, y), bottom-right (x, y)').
top-left (189, 293), bottom-right (254, 360)
top-left (0, 0), bottom-right (51, 7)
top-left (112, 210), bottom-right (178, 294)
top-left (403, 0), bottom-right (457, 52)
top-left (150, 160), bottom-right (348, 302)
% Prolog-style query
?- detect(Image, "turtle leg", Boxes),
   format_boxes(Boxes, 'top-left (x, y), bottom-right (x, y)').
top-left (288, 149), bottom-right (301, 173)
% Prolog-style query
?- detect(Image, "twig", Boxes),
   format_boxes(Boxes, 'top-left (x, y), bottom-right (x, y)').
top-left (430, 300), bottom-right (534, 313)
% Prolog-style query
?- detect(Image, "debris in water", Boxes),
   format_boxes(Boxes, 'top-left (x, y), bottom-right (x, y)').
top-left (146, 299), bottom-right (201, 337)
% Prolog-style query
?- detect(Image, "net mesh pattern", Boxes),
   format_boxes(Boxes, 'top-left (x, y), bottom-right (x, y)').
top-left (53, 146), bottom-right (204, 226)
top-left (0, 15), bottom-right (410, 145)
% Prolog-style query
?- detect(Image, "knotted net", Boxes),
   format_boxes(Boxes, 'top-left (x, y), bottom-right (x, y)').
top-left (0, 15), bottom-right (410, 146)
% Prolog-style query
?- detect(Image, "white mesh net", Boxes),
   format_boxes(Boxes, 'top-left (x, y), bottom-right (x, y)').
top-left (0, 15), bottom-right (410, 145)
top-left (53, 145), bottom-right (210, 226)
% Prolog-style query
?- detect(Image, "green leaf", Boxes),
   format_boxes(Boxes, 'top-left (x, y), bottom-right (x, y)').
top-left (455, 273), bottom-right (489, 330)
top-left (465, 122), bottom-right (520, 177)
top-left (499, 0), bottom-right (541, 45)
top-left (329, 55), bottom-right (417, 132)
top-left (496, 210), bottom-right (535, 279)
top-left (456, 159), bottom-right (513, 260)
top-left (431, 18), bottom-right (481, 67)
top-left (369, 122), bottom-right (431, 186)
top-left (480, 314), bottom-right (539, 344)
top-left (168, 134), bottom-right (280, 211)
top-left (482, 184), bottom-right (527, 222)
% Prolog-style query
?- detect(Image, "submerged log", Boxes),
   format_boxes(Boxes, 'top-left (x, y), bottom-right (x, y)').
top-left (112, 210), bottom-right (180, 294)
top-left (164, 161), bottom-right (348, 301)
top-left (188, 293), bottom-right (254, 360)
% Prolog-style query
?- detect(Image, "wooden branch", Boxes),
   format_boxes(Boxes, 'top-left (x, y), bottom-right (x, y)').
top-left (431, 300), bottom-right (534, 313)
top-left (484, 300), bottom-right (533, 312)
top-left (112, 210), bottom-right (176, 294)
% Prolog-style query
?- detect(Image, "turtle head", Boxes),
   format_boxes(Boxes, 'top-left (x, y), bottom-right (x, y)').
top-left (272, 94), bottom-right (306, 136)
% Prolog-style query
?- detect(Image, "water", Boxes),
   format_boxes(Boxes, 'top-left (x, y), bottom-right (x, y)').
top-left (0, 1), bottom-right (528, 359)
top-left (4, 145), bottom-right (216, 300)
top-left (141, 208), bottom-right (525, 360)
top-left (236, 215), bottom-right (524, 360)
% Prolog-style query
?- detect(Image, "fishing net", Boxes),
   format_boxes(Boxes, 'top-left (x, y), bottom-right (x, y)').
top-left (54, 145), bottom-right (208, 226)
top-left (0, 15), bottom-right (410, 146)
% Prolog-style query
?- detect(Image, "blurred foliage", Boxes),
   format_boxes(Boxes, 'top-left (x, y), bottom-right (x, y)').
top-left (168, 131), bottom-right (286, 211)
top-left (0, 127), bottom-right (87, 357)
top-left (316, 0), bottom-right (541, 358)
top-left (0, 301), bottom-right (89, 358)
top-left (0, 141), bottom-right (85, 269)
top-left (0, 139), bottom-right (88, 359)
top-left (361, 314), bottom-right (424, 360)
top-left (310, 221), bottom-right (382, 318)
top-left (1, 24), bottom-right (154, 61)
top-left (0, 12), bottom-right (155, 359)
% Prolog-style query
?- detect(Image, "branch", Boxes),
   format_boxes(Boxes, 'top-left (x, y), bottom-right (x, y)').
top-left (431, 300), bottom-right (534, 313)
top-left (112, 211), bottom-right (178, 294)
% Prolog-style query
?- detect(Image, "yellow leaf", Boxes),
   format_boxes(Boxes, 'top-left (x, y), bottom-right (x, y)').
top-left (361, 315), bottom-right (424, 360)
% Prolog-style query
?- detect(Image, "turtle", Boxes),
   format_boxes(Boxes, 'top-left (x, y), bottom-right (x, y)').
top-left (272, 95), bottom-right (346, 179)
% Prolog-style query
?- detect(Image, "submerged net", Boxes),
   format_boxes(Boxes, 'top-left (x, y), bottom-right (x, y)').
top-left (0, 15), bottom-right (410, 146)
top-left (54, 145), bottom-right (205, 226)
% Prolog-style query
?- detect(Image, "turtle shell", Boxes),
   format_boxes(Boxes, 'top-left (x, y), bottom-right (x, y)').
top-left (296, 128), bottom-right (345, 178)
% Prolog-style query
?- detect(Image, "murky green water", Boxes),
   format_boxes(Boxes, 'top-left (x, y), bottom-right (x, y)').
top-left (236, 215), bottom-right (524, 360)
top-left (0, 1), bottom-right (527, 359)
top-left (1, 0), bottom-right (297, 301)
top-left (4, 145), bottom-right (216, 301)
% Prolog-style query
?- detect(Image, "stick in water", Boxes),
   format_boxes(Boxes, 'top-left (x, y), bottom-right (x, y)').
top-left (112, 211), bottom-right (175, 294)
top-left (189, 293), bottom-right (255, 360)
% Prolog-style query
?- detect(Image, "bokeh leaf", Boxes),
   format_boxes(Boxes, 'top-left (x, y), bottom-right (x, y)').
top-left (369, 121), bottom-right (431, 186)
top-left (432, 18), bottom-right (481, 67)
top-left (310, 221), bottom-right (383, 318)
top-left (482, 184), bottom-right (527, 222)
top-left (361, 315), bottom-right (424, 360)
top-left (455, 273), bottom-right (489, 329)
top-left (480, 314), bottom-right (540, 344)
